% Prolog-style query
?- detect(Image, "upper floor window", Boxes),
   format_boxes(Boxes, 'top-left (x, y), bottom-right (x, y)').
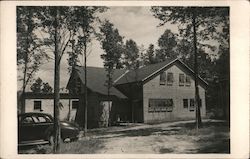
top-left (159, 72), bottom-right (166, 85)
top-left (34, 101), bottom-right (42, 111)
top-left (167, 72), bottom-right (174, 85)
top-left (179, 73), bottom-right (185, 86)
top-left (185, 75), bottom-right (191, 86)
top-left (183, 99), bottom-right (188, 108)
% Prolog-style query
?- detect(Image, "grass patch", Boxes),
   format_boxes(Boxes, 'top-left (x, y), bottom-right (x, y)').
top-left (18, 137), bottom-right (105, 154)
top-left (59, 138), bottom-right (105, 154)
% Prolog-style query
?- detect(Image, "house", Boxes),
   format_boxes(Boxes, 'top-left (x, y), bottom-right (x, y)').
top-left (67, 58), bottom-right (208, 127)
top-left (20, 92), bottom-right (79, 121)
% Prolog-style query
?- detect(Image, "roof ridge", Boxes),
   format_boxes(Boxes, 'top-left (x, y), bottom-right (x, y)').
top-left (75, 65), bottom-right (127, 71)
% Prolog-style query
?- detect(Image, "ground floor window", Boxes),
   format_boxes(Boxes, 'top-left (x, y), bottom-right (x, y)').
top-left (183, 98), bottom-right (202, 111)
top-left (72, 100), bottom-right (79, 109)
top-left (148, 99), bottom-right (174, 112)
top-left (34, 101), bottom-right (42, 111)
top-left (189, 99), bottom-right (195, 111)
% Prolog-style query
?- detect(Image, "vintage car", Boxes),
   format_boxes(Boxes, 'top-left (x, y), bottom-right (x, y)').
top-left (18, 112), bottom-right (80, 146)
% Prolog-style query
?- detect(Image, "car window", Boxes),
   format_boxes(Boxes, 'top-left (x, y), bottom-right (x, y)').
top-left (22, 116), bottom-right (34, 124)
top-left (37, 116), bottom-right (47, 123)
top-left (32, 116), bottom-right (40, 123)
top-left (44, 115), bottom-right (53, 122)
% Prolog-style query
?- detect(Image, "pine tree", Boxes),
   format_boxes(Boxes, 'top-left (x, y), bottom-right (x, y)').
top-left (124, 39), bottom-right (139, 70)
top-left (144, 44), bottom-right (156, 65)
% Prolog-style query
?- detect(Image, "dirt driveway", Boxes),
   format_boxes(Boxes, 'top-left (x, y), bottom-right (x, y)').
top-left (19, 119), bottom-right (230, 154)
top-left (77, 119), bottom-right (230, 154)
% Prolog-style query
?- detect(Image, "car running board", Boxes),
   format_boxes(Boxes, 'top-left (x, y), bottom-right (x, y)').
top-left (18, 140), bottom-right (49, 146)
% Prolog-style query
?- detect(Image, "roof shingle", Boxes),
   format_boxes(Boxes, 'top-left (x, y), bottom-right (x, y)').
top-left (114, 58), bottom-right (176, 85)
top-left (74, 66), bottom-right (127, 99)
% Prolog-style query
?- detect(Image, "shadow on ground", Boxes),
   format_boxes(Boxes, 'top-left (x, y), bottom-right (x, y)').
top-left (18, 121), bottom-right (230, 154)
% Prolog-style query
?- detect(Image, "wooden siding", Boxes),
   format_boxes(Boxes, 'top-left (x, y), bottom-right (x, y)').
top-left (143, 64), bottom-right (206, 123)
top-left (25, 98), bottom-right (78, 121)
top-left (75, 91), bottom-right (130, 128)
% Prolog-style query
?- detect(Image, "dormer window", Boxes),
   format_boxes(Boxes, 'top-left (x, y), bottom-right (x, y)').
top-left (159, 72), bottom-right (166, 85)
top-left (167, 72), bottom-right (174, 85)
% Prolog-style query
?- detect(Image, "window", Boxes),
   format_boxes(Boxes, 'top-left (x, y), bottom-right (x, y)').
top-left (159, 72), bottom-right (166, 85)
top-left (167, 72), bottom-right (174, 85)
top-left (186, 75), bottom-right (191, 86)
top-left (72, 101), bottom-right (79, 109)
top-left (189, 99), bottom-right (195, 111)
top-left (34, 101), bottom-right (41, 110)
top-left (183, 99), bottom-right (188, 108)
top-left (22, 116), bottom-right (34, 124)
top-left (179, 73), bottom-right (185, 86)
top-left (166, 99), bottom-right (174, 112)
top-left (148, 99), bottom-right (174, 112)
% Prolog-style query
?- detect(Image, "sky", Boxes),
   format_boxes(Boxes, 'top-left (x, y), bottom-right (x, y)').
top-left (18, 6), bottom-right (218, 91)
top-left (18, 6), bottom-right (176, 91)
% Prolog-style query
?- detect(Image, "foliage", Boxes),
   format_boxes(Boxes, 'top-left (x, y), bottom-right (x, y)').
top-left (155, 29), bottom-right (178, 61)
top-left (67, 7), bottom-right (108, 73)
top-left (42, 82), bottom-right (53, 93)
top-left (151, 6), bottom-right (229, 81)
top-left (124, 39), bottom-right (140, 70)
top-left (99, 20), bottom-right (124, 70)
top-left (30, 77), bottom-right (53, 93)
top-left (144, 44), bottom-right (157, 65)
top-left (99, 20), bottom-right (124, 126)
top-left (17, 6), bottom-right (108, 152)
top-left (151, 7), bottom-right (229, 43)
top-left (17, 7), bottom-right (49, 91)
top-left (30, 77), bottom-right (43, 93)
top-left (151, 7), bottom-right (230, 121)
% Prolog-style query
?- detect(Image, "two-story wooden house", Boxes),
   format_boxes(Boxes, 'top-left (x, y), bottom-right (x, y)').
top-left (114, 58), bottom-right (208, 123)
top-left (67, 58), bottom-right (208, 127)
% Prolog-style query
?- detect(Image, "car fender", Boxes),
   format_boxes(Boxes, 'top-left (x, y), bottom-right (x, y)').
top-left (45, 125), bottom-right (54, 139)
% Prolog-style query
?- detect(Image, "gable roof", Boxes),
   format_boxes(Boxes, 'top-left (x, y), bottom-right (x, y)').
top-left (72, 66), bottom-right (127, 99)
top-left (114, 58), bottom-right (208, 87)
top-left (114, 58), bottom-right (176, 85)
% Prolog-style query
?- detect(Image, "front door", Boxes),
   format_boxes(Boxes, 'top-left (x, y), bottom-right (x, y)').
top-left (132, 100), bottom-right (143, 123)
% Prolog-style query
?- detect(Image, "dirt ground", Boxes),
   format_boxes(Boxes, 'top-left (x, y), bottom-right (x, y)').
top-left (18, 119), bottom-right (230, 154)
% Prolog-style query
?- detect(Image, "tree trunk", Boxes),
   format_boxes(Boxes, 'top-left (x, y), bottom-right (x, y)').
top-left (192, 8), bottom-right (202, 129)
top-left (107, 71), bottom-right (112, 127)
top-left (20, 9), bottom-right (32, 114)
top-left (21, 42), bottom-right (28, 114)
top-left (68, 98), bottom-right (71, 121)
top-left (84, 40), bottom-right (88, 136)
top-left (53, 7), bottom-right (61, 153)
